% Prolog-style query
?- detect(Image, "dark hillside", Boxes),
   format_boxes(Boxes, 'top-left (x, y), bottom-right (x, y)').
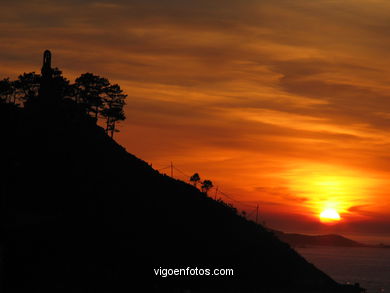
top-left (0, 100), bottom-right (364, 292)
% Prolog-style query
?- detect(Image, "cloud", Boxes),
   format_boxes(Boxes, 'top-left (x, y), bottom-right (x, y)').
top-left (254, 186), bottom-right (309, 205)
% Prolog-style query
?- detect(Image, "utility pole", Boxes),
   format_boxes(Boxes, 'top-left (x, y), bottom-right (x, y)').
top-left (170, 161), bottom-right (173, 178)
top-left (214, 186), bottom-right (219, 200)
top-left (256, 204), bottom-right (259, 224)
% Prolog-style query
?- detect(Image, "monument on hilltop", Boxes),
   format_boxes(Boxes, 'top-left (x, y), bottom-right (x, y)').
top-left (39, 50), bottom-right (54, 100)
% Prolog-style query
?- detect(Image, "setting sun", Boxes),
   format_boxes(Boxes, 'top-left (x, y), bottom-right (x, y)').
top-left (320, 208), bottom-right (341, 223)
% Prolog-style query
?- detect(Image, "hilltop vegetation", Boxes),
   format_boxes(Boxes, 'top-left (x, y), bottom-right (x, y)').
top-left (0, 65), bottom-right (126, 137)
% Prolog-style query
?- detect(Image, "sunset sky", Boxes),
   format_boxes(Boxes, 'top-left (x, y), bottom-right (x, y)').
top-left (2, 0), bottom-right (390, 239)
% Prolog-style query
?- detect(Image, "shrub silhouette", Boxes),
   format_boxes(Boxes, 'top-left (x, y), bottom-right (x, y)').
top-left (201, 179), bottom-right (213, 195)
top-left (189, 172), bottom-right (201, 187)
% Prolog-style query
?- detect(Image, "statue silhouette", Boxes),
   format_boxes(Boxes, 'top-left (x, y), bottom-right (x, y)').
top-left (42, 50), bottom-right (52, 78)
top-left (39, 49), bottom-right (54, 99)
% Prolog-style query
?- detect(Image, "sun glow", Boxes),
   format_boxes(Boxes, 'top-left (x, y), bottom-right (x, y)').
top-left (284, 164), bottom-right (379, 223)
top-left (320, 208), bottom-right (341, 223)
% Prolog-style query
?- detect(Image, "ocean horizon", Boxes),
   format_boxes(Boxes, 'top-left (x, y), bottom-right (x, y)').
top-left (297, 246), bottom-right (390, 293)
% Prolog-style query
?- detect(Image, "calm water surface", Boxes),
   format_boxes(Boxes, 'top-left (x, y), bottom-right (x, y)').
top-left (296, 246), bottom-right (390, 293)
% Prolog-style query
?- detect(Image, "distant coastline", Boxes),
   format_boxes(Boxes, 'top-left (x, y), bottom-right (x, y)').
top-left (273, 230), bottom-right (390, 248)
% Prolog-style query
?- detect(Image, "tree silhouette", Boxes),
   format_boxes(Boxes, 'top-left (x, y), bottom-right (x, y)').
top-left (201, 180), bottom-right (213, 195)
top-left (101, 84), bottom-right (127, 138)
top-left (75, 73), bottom-right (109, 119)
top-left (14, 72), bottom-right (41, 104)
top-left (1, 70), bottom-right (127, 136)
top-left (0, 78), bottom-right (14, 104)
top-left (52, 68), bottom-right (71, 99)
top-left (190, 173), bottom-right (201, 187)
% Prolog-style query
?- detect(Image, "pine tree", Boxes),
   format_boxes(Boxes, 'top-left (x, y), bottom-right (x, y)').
top-left (75, 73), bottom-right (109, 120)
top-left (101, 84), bottom-right (127, 138)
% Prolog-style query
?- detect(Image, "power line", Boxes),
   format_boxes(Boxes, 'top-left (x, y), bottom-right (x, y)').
top-left (157, 166), bottom-right (171, 172)
top-left (246, 209), bottom-right (257, 218)
top-left (218, 190), bottom-right (256, 208)
top-left (173, 166), bottom-right (191, 179)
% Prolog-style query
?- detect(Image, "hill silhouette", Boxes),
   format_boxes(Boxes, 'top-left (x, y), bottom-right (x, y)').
top-left (0, 56), bottom-right (365, 292)
top-left (273, 231), bottom-right (367, 248)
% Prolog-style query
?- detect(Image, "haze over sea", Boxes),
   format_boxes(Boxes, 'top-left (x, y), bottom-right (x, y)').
top-left (296, 246), bottom-right (390, 293)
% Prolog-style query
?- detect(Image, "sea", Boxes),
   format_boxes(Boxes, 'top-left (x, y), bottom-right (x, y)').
top-left (296, 246), bottom-right (390, 293)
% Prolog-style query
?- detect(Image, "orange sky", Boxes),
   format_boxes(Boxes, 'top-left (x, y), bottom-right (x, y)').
top-left (2, 0), bottom-right (390, 237)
